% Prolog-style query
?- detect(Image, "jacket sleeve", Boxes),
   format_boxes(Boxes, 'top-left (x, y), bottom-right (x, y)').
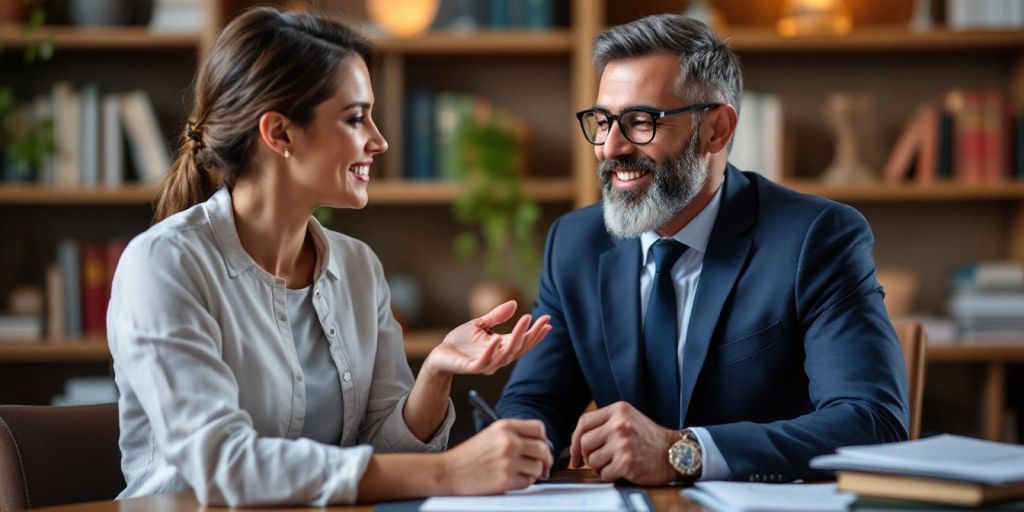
top-left (704, 203), bottom-right (910, 481)
top-left (108, 235), bottom-right (371, 507)
top-left (497, 216), bottom-right (593, 457)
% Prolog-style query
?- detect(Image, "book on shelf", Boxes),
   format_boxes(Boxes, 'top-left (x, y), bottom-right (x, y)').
top-left (881, 89), bottom-right (1022, 185)
top-left (949, 261), bottom-right (1024, 341)
top-left (432, 0), bottom-right (563, 31)
top-left (729, 91), bottom-right (784, 183)
top-left (0, 315), bottom-right (43, 341)
top-left (810, 434), bottom-right (1024, 507)
top-left (48, 238), bottom-right (128, 343)
top-left (946, 0), bottom-right (1024, 30)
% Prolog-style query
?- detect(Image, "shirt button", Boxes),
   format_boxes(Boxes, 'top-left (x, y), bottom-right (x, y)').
top-left (328, 326), bottom-right (337, 337)
top-left (343, 372), bottom-right (352, 382)
top-left (295, 374), bottom-right (303, 382)
top-left (278, 313), bottom-right (286, 322)
top-left (314, 288), bottom-right (321, 299)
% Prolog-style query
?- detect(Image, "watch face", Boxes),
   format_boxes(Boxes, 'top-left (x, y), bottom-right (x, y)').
top-left (670, 441), bottom-right (699, 473)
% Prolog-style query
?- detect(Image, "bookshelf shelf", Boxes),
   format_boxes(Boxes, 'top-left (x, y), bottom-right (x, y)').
top-left (0, 342), bottom-right (110, 363)
top-left (0, 179), bottom-right (577, 206)
top-left (0, 24), bottom-right (200, 50)
top-left (723, 27), bottom-right (1024, 53)
top-left (370, 178), bottom-right (577, 204)
top-left (928, 344), bottom-right (1024, 362)
top-left (0, 184), bottom-right (157, 205)
top-left (372, 30), bottom-right (572, 55)
top-left (0, 330), bottom-right (445, 363)
top-left (782, 181), bottom-right (1024, 203)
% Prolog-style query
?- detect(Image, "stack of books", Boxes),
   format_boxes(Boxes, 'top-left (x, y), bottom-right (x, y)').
top-left (949, 261), bottom-right (1024, 342)
top-left (810, 435), bottom-right (1024, 507)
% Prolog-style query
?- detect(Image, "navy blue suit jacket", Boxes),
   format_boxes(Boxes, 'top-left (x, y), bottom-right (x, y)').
top-left (497, 165), bottom-right (909, 481)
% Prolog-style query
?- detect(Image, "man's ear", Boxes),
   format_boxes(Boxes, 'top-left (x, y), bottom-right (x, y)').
top-left (702, 104), bottom-right (738, 154)
top-left (258, 111), bottom-right (292, 158)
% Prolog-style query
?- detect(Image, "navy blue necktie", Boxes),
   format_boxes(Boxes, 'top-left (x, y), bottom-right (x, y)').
top-left (643, 239), bottom-right (687, 428)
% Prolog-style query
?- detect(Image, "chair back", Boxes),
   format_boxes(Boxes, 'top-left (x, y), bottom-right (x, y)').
top-left (893, 321), bottom-right (927, 440)
top-left (0, 403), bottom-right (125, 511)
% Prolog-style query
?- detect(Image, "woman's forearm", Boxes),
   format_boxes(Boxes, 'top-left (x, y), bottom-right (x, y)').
top-left (402, 358), bottom-right (453, 441)
top-left (357, 453), bottom-right (448, 502)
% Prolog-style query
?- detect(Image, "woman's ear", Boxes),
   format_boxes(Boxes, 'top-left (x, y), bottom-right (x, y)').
top-left (258, 111), bottom-right (292, 158)
top-left (702, 104), bottom-right (738, 154)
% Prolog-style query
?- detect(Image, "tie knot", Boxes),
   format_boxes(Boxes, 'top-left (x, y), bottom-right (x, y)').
top-left (651, 239), bottom-right (687, 274)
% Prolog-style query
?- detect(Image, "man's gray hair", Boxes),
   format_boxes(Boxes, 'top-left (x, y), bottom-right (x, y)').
top-left (593, 14), bottom-right (743, 127)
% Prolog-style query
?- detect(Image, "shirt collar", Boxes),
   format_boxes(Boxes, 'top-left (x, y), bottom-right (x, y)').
top-left (640, 183), bottom-right (724, 265)
top-left (205, 187), bottom-right (340, 281)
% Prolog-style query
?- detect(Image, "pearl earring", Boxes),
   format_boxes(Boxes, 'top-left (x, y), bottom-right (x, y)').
top-left (283, 149), bottom-right (291, 159)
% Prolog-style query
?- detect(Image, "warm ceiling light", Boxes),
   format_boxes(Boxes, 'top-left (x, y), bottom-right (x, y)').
top-left (776, 0), bottom-right (853, 37)
top-left (366, 0), bottom-right (441, 38)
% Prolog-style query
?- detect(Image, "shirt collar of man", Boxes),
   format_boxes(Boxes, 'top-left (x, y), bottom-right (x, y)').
top-left (640, 183), bottom-right (724, 265)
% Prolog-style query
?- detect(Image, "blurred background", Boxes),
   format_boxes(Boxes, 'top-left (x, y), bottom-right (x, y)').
top-left (0, 0), bottom-right (1022, 446)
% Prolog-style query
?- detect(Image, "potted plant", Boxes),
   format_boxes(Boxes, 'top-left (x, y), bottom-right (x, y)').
top-left (450, 102), bottom-right (541, 319)
top-left (0, 2), bottom-right (54, 181)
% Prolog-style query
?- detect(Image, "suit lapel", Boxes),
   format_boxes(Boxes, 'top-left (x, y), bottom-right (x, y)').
top-left (599, 237), bottom-right (644, 407)
top-left (679, 165), bottom-right (756, 423)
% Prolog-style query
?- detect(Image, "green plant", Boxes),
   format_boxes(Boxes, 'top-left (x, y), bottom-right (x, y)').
top-left (451, 109), bottom-right (540, 294)
top-left (0, 1), bottom-right (54, 181)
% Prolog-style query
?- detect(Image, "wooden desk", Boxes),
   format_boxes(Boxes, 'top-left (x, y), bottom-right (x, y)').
top-left (928, 344), bottom-right (1024, 442)
top-left (34, 470), bottom-right (703, 511)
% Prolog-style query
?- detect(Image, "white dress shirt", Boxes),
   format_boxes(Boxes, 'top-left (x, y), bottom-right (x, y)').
top-left (639, 184), bottom-right (731, 480)
top-left (108, 187), bottom-right (454, 506)
top-left (286, 285), bottom-right (344, 446)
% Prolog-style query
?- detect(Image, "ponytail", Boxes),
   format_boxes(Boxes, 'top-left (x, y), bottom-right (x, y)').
top-left (152, 125), bottom-right (221, 224)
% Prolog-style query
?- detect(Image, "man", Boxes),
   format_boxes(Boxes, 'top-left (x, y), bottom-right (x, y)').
top-left (496, 14), bottom-right (909, 484)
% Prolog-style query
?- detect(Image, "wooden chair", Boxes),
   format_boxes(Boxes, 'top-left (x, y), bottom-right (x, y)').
top-left (0, 403), bottom-right (125, 511)
top-left (893, 321), bottom-right (927, 440)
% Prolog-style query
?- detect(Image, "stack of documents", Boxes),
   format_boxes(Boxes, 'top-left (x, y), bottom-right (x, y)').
top-left (810, 434), bottom-right (1024, 506)
top-left (682, 482), bottom-right (856, 512)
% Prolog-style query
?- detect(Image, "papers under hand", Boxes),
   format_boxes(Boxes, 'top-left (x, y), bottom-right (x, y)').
top-left (419, 483), bottom-right (640, 512)
top-left (682, 482), bottom-right (855, 512)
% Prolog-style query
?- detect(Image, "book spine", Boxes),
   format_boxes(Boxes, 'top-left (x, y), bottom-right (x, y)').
top-left (80, 241), bottom-right (107, 339)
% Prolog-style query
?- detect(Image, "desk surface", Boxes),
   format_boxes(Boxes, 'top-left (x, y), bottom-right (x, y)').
top-left (34, 470), bottom-right (703, 512)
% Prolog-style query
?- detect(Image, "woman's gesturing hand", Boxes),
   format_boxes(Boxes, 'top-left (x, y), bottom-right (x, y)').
top-left (425, 300), bottom-right (551, 376)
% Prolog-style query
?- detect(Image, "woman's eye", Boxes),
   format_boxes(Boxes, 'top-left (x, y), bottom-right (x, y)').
top-left (348, 116), bottom-right (365, 126)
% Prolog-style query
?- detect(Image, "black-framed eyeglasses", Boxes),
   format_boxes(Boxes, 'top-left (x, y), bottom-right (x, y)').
top-left (575, 103), bottom-right (720, 145)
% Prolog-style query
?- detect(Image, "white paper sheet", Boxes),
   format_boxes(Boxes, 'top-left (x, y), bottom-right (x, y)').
top-left (682, 482), bottom-right (855, 512)
top-left (419, 483), bottom-right (628, 512)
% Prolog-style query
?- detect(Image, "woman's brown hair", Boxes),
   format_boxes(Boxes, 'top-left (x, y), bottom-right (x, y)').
top-left (153, 6), bottom-right (374, 223)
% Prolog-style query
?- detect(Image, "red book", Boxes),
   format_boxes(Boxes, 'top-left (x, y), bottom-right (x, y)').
top-left (80, 241), bottom-right (107, 339)
top-left (916, 104), bottom-right (939, 185)
top-left (103, 239), bottom-right (128, 334)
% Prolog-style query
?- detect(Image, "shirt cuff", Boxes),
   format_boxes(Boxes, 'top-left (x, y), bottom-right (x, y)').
top-left (381, 394), bottom-right (455, 452)
top-left (690, 426), bottom-right (732, 481)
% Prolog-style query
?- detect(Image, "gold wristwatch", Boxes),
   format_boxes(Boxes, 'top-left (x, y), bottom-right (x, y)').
top-left (668, 428), bottom-right (703, 481)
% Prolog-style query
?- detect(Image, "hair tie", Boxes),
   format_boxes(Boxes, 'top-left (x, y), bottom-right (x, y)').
top-left (185, 123), bottom-right (203, 144)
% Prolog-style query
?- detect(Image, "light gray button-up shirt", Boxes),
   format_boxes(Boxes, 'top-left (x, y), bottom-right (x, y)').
top-left (108, 187), bottom-right (453, 507)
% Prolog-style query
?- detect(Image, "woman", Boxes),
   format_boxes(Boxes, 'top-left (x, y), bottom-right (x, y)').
top-left (107, 6), bottom-right (553, 507)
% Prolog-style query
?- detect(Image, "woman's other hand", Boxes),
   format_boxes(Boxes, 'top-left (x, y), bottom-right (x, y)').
top-left (424, 300), bottom-right (551, 377)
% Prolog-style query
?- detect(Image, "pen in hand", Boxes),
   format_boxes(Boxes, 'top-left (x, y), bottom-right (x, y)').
top-left (468, 389), bottom-right (555, 453)
top-left (468, 389), bottom-right (500, 427)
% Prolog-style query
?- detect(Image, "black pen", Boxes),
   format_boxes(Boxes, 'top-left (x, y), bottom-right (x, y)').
top-left (468, 389), bottom-right (500, 427)
top-left (468, 389), bottom-right (556, 454)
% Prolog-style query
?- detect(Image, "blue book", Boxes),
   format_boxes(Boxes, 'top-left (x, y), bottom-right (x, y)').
top-left (522, 0), bottom-right (552, 29)
top-left (489, 0), bottom-right (509, 28)
top-left (57, 239), bottom-right (81, 339)
top-left (404, 89), bottom-right (435, 180)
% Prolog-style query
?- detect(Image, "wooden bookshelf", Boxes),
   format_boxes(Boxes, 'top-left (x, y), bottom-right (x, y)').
top-left (372, 30), bottom-right (572, 55)
top-left (0, 24), bottom-right (200, 50)
top-left (782, 180), bottom-right (1024, 203)
top-left (928, 343), bottom-right (1024, 442)
top-left (723, 27), bottom-right (1024, 53)
top-left (0, 178), bottom-right (577, 205)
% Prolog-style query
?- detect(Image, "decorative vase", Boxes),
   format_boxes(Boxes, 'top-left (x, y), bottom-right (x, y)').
top-left (821, 92), bottom-right (876, 184)
top-left (468, 282), bottom-right (520, 323)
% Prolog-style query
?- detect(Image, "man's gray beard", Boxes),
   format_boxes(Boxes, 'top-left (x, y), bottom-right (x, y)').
top-left (600, 132), bottom-right (708, 239)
